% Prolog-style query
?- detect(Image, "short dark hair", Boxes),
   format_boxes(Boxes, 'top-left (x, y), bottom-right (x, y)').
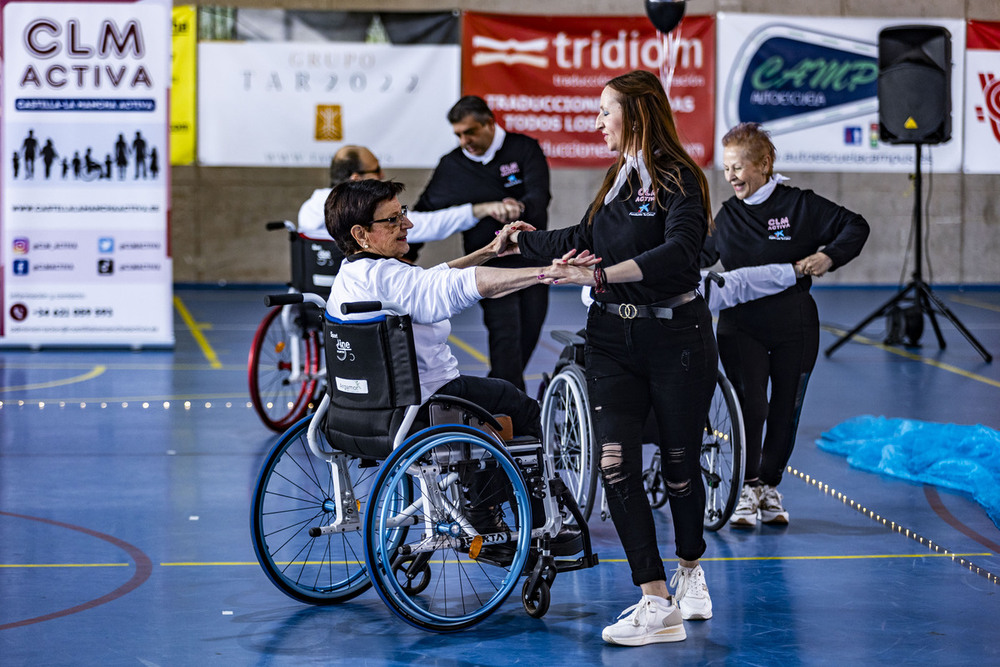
top-left (329, 148), bottom-right (363, 187)
top-left (447, 95), bottom-right (494, 125)
top-left (324, 179), bottom-right (406, 255)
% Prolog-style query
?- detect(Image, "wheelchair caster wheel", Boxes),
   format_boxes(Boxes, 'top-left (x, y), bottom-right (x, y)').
top-left (392, 555), bottom-right (431, 595)
top-left (522, 579), bottom-right (550, 618)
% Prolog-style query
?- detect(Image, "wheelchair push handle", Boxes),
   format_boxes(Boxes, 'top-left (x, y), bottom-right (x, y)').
top-left (341, 300), bottom-right (406, 316)
top-left (265, 292), bottom-right (327, 309)
top-left (705, 270), bottom-right (725, 288)
top-left (265, 220), bottom-right (296, 232)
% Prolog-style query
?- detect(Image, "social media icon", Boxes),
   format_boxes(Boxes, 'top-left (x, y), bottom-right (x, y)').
top-left (13, 259), bottom-right (29, 275)
top-left (98, 237), bottom-right (114, 253)
top-left (12, 238), bottom-right (29, 254)
top-left (98, 259), bottom-right (114, 275)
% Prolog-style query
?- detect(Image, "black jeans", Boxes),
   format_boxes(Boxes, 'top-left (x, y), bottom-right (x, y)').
top-left (717, 289), bottom-right (819, 487)
top-left (480, 283), bottom-right (549, 392)
top-left (435, 374), bottom-right (541, 439)
top-left (586, 298), bottom-right (718, 586)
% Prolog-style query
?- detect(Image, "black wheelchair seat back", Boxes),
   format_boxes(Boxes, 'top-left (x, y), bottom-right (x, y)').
top-left (321, 312), bottom-right (420, 459)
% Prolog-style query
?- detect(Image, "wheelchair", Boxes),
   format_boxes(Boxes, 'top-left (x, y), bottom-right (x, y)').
top-left (247, 221), bottom-right (341, 431)
top-left (250, 293), bottom-right (598, 632)
top-left (539, 274), bottom-right (746, 531)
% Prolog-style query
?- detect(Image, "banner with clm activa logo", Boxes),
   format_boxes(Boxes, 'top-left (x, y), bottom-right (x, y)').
top-left (0, 0), bottom-right (172, 347)
top-left (716, 13), bottom-right (965, 173)
top-left (461, 12), bottom-right (716, 169)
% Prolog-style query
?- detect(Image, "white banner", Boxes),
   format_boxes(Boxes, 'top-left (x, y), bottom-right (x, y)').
top-left (1, 0), bottom-right (173, 346)
top-left (197, 42), bottom-right (460, 168)
top-left (716, 13), bottom-right (965, 173)
top-left (964, 21), bottom-right (1000, 174)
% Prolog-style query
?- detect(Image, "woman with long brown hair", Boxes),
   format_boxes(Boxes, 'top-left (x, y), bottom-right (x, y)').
top-left (508, 69), bottom-right (718, 646)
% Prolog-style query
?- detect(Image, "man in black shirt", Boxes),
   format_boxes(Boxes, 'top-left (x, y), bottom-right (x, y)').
top-left (415, 96), bottom-right (552, 392)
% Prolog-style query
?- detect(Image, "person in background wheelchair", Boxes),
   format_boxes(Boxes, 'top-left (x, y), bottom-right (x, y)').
top-left (323, 178), bottom-right (584, 558)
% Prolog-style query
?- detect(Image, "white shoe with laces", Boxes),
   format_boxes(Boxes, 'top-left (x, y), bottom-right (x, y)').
top-left (730, 484), bottom-right (760, 528)
top-left (601, 595), bottom-right (686, 646)
top-left (670, 564), bottom-right (713, 620)
top-left (758, 484), bottom-right (789, 524)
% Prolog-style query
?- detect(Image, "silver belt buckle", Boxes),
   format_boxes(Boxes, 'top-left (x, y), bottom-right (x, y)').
top-left (618, 303), bottom-right (638, 319)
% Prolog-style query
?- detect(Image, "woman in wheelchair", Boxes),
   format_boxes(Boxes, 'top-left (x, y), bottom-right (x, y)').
top-left (323, 178), bottom-right (585, 559)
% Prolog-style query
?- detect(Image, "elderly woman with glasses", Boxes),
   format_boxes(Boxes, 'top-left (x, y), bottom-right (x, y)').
top-left (323, 178), bottom-right (580, 440)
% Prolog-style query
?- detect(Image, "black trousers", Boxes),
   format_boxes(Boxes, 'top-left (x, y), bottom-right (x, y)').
top-left (480, 283), bottom-right (549, 392)
top-left (585, 298), bottom-right (718, 586)
top-left (716, 289), bottom-right (819, 487)
top-left (435, 374), bottom-right (541, 439)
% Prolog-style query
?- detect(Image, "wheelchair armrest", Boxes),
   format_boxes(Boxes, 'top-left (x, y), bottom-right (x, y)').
top-left (550, 330), bottom-right (586, 348)
top-left (427, 394), bottom-right (504, 432)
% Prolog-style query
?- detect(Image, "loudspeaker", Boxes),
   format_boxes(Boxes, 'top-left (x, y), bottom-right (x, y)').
top-left (878, 25), bottom-right (952, 144)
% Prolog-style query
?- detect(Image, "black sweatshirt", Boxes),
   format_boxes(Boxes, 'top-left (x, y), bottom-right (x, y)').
top-left (702, 184), bottom-right (870, 282)
top-left (415, 132), bottom-right (551, 269)
top-left (518, 165), bottom-right (707, 306)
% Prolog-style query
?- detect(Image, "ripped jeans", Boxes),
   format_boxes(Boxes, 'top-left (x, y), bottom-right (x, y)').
top-left (585, 298), bottom-right (718, 586)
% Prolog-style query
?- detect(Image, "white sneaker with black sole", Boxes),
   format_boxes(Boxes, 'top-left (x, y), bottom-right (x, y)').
top-left (729, 484), bottom-right (760, 528)
top-left (670, 564), bottom-right (713, 620)
top-left (758, 484), bottom-right (789, 524)
top-left (602, 595), bottom-right (686, 646)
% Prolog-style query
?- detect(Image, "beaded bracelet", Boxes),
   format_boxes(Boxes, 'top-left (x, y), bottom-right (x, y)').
top-left (593, 266), bottom-right (608, 294)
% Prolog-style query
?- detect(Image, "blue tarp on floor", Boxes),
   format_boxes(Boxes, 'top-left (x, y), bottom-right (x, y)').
top-left (818, 416), bottom-right (1000, 529)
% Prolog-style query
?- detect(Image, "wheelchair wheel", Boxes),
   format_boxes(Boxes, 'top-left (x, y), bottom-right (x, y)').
top-left (541, 364), bottom-right (598, 522)
top-left (365, 425), bottom-right (533, 632)
top-left (250, 416), bottom-right (379, 603)
top-left (248, 306), bottom-right (321, 432)
top-left (701, 371), bottom-right (746, 531)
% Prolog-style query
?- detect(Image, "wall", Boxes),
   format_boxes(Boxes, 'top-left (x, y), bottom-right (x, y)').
top-left (171, 0), bottom-right (1000, 285)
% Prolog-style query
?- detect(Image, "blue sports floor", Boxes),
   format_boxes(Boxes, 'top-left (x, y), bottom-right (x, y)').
top-left (2, 284), bottom-right (999, 666)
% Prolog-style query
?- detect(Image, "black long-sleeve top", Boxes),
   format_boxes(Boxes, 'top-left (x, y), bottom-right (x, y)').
top-left (518, 165), bottom-right (708, 306)
top-left (702, 185), bottom-right (870, 285)
top-left (415, 131), bottom-right (551, 269)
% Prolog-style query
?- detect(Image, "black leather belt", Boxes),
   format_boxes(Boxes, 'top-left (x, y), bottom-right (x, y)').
top-left (595, 290), bottom-right (699, 320)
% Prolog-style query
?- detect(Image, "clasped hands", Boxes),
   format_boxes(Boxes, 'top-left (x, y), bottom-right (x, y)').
top-left (538, 249), bottom-right (603, 286)
top-left (795, 251), bottom-right (833, 278)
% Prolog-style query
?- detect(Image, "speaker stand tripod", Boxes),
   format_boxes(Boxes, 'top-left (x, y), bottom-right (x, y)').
top-left (825, 144), bottom-right (993, 362)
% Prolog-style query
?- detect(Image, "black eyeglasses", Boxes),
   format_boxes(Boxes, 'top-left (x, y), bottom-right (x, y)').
top-left (369, 205), bottom-right (408, 228)
top-left (355, 165), bottom-right (382, 176)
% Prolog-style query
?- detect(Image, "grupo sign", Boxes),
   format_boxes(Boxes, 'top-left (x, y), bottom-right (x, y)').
top-left (461, 13), bottom-right (716, 168)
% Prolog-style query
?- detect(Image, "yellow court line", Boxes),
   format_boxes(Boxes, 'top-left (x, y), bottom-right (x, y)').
top-left (448, 334), bottom-right (489, 365)
top-left (949, 294), bottom-right (1000, 313)
top-left (0, 365), bottom-right (105, 393)
top-left (0, 552), bottom-right (991, 569)
top-left (173, 295), bottom-right (222, 369)
top-left (823, 325), bottom-right (1000, 389)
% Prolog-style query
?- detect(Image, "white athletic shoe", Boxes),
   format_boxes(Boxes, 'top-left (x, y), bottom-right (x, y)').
top-left (730, 484), bottom-right (760, 528)
top-left (670, 564), bottom-right (713, 620)
top-left (601, 595), bottom-right (687, 646)
top-left (758, 484), bottom-right (789, 525)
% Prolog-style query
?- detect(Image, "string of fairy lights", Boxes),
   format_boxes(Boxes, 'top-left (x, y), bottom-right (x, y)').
top-left (788, 466), bottom-right (999, 585)
top-left (3, 399), bottom-right (995, 585)
top-left (0, 399), bottom-right (268, 411)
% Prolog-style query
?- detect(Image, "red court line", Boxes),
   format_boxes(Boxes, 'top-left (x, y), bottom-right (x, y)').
top-left (924, 486), bottom-right (1000, 554)
top-left (0, 511), bottom-right (153, 630)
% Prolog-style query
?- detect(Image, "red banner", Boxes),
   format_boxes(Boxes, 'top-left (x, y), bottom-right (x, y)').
top-left (461, 12), bottom-right (716, 168)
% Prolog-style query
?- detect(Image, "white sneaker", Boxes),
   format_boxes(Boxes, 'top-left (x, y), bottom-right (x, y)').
top-left (670, 564), bottom-right (713, 620)
top-left (730, 484), bottom-right (760, 528)
top-left (601, 595), bottom-right (687, 646)
top-left (758, 484), bottom-right (789, 524)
